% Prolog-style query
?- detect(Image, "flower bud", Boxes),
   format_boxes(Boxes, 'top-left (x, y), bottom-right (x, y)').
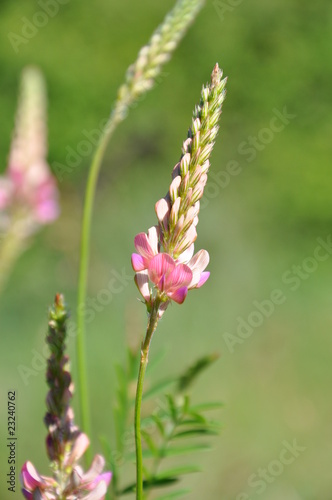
top-left (180, 153), bottom-right (190, 176)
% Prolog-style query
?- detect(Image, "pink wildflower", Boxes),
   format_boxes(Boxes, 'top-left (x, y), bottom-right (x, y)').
top-left (0, 67), bottom-right (59, 234)
top-left (132, 64), bottom-right (226, 316)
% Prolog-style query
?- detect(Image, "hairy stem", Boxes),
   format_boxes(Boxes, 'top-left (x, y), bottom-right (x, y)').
top-left (134, 300), bottom-right (161, 499)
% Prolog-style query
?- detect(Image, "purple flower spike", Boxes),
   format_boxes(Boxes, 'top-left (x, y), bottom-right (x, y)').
top-left (20, 295), bottom-right (111, 500)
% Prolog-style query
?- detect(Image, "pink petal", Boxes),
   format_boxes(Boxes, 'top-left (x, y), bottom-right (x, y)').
top-left (148, 254), bottom-right (175, 287)
top-left (164, 263), bottom-right (192, 293)
top-left (66, 433), bottom-right (90, 466)
top-left (86, 471), bottom-right (112, 491)
top-left (197, 271), bottom-right (210, 288)
top-left (134, 271), bottom-right (150, 302)
top-left (147, 226), bottom-right (159, 254)
top-left (81, 479), bottom-right (108, 500)
top-left (81, 455), bottom-right (106, 486)
top-left (180, 153), bottom-right (191, 175)
top-left (131, 253), bottom-right (145, 272)
top-left (169, 197), bottom-right (181, 226)
top-left (188, 249), bottom-right (210, 288)
top-left (155, 198), bottom-right (170, 232)
top-left (201, 160), bottom-right (210, 173)
top-left (21, 489), bottom-right (33, 500)
top-left (174, 225), bottom-right (197, 255)
top-left (35, 199), bottom-right (59, 223)
top-left (169, 175), bottom-right (181, 201)
top-left (176, 243), bottom-right (195, 264)
top-left (182, 138), bottom-right (192, 154)
top-left (171, 162), bottom-right (180, 180)
top-left (188, 249), bottom-right (210, 273)
top-left (134, 233), bottom-right (155, 260)
top-left (21, 462), bottom-right (43, 490)
top-left (168, 286), bottom-right (188, 304)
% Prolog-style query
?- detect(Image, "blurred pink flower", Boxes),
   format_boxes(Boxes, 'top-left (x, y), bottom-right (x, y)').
top-left (20, 461), bottom-right (54, 499)
top-left (21, 452), bottom-right (112, 500)
top-left (0, 67), bottom-right (59, 233)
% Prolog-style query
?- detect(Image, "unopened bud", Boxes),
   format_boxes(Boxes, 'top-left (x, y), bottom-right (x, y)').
top-left (182, 138), bottom-right (192, 155)
top-left (169, 175), bottom-right (181, 202)
top-left (169, 197), bottom-right (181, 228)
top-left (180, 172), bottom-right (190, 194)
top-left (192, 118), bottom-right (201, 134)
top-left (180, 153), bottom-right (190, 176)
top-left (192, 131), bottom-right (200, 153)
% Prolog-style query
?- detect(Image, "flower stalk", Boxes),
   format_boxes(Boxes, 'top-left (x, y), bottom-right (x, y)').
top-left (134, 298), bottom-right (161, 500)
top-left (132, 64), bottom-right (227, 498)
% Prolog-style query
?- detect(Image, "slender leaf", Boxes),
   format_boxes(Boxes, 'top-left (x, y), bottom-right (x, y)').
top-left (173, 428), bottom-right (219, 439)
top-left (156, 488), bottom-right (191, 499)
top-left (166, 394), bottom-right (178, 422)
top-left (190, 402), bottom-right (224, 412)
top-left (150, 414), bottom-right (166, 437)
top-left (141, 429), bottom-right (159, 457)
top-left (142, 377), bottom-right (176, 401)
top-left (120, 477), bottom-right (178, 495)
top-left (156, 465), bottom-right (200, 479)
top-left (176, 353), bottom-right (219, 392)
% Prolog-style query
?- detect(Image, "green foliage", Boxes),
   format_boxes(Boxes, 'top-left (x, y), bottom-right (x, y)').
top-left (109, 350), bottom-right (222, 498)
top-left (176, 353), bottom-right (220, 392)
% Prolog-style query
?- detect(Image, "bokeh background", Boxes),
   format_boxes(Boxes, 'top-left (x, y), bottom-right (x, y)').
top-left (1, 0), bottom-right (332, 498)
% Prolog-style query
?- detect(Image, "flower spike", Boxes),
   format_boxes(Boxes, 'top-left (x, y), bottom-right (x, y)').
top-left (132, 64), bottom-right (227, 315)
top-left (20, 294), bottom-right (111, 500)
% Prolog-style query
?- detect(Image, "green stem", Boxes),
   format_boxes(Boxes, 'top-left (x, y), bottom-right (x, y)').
top-left (134, 300), bottom-right (161, 499)
top-left (76, 109), bottom-right (123, 453)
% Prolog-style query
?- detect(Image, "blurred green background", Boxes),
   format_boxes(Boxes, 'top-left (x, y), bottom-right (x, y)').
top-left (1, 0), bottom-right (332, 498)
